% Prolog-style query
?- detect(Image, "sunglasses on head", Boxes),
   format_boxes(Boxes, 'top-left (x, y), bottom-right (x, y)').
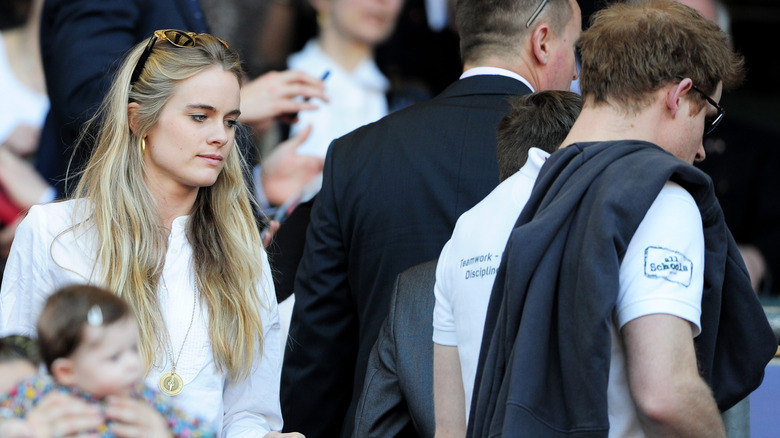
top-left (129, 29), bottom-right (229, 86)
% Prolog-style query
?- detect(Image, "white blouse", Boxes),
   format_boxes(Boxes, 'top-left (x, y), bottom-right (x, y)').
top-left (0, 200), bottom-right (283, 437)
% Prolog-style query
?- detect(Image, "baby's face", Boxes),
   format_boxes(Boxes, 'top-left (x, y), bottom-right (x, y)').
top-left (67, 316), bottom-right (143, 397)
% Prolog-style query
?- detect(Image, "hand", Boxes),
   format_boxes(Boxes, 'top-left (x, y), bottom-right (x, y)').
top-left (738, 244), bottom-right (767, 292)
top-left (259, 125), bottom-right (324, 207)
top-left (240, 70), bottom-right (328, 133)
top-left (25, 392), bottom-right (104, 438)
top-left (0, 419), bottom-right (34, 438)
top-left (263, 219), bottom-right (280, 248)
top-left (104, 396), bottom-right (171, 438)
top-left (1, 124), bottom-right (41, 157)
top-left (263, 432), bottom-right (305, 438)
top-left (0, 148), bottom-right (51, 209)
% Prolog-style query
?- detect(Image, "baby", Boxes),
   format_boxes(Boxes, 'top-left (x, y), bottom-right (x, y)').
top-left (0, 284), bottom-right (214, 437)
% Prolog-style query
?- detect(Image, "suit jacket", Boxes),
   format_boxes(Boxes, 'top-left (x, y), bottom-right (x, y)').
top-left (281, 74), bottom-right (532, 438)
top-left (37, 0), bottom-right (209, 196)
top-left (353, 259), bottom-right (438, 438)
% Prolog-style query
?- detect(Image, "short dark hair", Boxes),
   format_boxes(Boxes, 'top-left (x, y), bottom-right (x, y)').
top-left (0, 334), bottom-right (40, 366)
top-left (36, 284), bottom-right (132, 373)
top-left (0, 0), bottom-right (32, 29)
top-left (496, 90), bottom-right (582, 182)
top-left (456, 0), bottom-right (574, 65)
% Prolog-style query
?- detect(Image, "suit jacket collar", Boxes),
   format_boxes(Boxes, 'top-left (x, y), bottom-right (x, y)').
top-left (437, 75), bottom-right (532, 100)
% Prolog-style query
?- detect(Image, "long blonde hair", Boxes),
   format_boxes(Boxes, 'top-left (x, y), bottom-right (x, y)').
top-left (66, 32), bottom-right (266, 381)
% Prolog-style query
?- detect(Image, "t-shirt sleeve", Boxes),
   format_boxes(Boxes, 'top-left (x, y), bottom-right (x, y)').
top-left (616, 181), bottom-right (705, 337)
top-left (433, 239), bottom-right (457, 346)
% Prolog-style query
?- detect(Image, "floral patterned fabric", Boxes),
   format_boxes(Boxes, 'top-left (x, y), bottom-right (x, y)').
top-left (0, 375), bottom-right (215, 437)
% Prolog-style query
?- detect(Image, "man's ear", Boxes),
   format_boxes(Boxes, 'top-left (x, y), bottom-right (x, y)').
top-left (127, 102), bottom-right (141, 136)
top-left (667, 78), bottom-right (693, 119)
top-left (50, 358), bottom-right (76, 386)
top-left (530, 23), bottom-right (551, 65)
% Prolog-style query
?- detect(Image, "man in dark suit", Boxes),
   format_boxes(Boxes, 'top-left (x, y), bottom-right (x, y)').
top-left (280, 0), bottom-right (582, 436)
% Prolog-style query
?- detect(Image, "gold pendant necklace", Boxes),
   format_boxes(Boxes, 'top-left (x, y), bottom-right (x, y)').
top-left (160, 370), bottom-right (184, 395)
top-left (159, 273), bottom-right (198, 396)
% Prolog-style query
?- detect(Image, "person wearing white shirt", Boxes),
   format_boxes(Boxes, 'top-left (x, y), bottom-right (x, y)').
top-left (468, 2), bottom-right (770, 436)
top-left (432, 90), bottom-right (581, 436)
top-left (263, 0), bottom-right (404, 345)
top-left (256, 0), bottom-right (403, 213)
top-left (0, 30), bottom-right (299, 438)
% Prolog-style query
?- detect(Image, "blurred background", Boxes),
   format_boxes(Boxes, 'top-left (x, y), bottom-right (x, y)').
top-left (721, 0), bottom-right (780, 135)
top-left (578, 0), bottom-right (780, 135)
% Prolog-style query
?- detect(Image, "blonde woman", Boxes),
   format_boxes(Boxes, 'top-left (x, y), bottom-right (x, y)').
top-left (0, 29), bottom-right (300, 437)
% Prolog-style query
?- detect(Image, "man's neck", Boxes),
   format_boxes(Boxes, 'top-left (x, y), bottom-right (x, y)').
top-left (561, 102), bottom-right (663, 147)
top-left (463, 54), bottom-right (537, 88)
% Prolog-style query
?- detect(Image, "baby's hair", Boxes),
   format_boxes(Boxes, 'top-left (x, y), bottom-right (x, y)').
top-left (0, 334), bottom-right (40, 366)
top-left (37, 284), bottom-right (132, 373)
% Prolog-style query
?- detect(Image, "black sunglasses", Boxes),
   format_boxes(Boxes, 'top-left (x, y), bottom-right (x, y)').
top-left (676, 76), bottom-right (724, 136)
top-left (130, 29), bottom-right (229, 86)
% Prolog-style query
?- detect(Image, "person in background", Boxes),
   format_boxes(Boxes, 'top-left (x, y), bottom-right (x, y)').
top-left (469, 1), bottom-right (776, 436)
top-left (0, 334), bottom-right (105, 438)
top-left (280, 0), bottom-right (582, 436)
top-left (0, 0), bottom-right (53, 276)
top-left (281, 0), bottom-right (403, 201)
top-left (1, 285), bottom-right (208, 437)
top-left (0, 0), bottom-right (48, 157)
top-left (1, 29), bottom-right (300, 437)
top-left (433, 90), bottom-right (582, 437)
top-left (262, 0), bottom-right (404, 339)
top-left (0, 149), bottom-right (51, 264)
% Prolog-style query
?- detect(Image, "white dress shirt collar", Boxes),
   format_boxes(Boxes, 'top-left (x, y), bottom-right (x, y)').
top-left (459, 67), bottom-right (535, 92)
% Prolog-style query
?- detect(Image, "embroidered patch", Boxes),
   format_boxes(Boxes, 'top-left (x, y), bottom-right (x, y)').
top-left (643, 246), bottom-right (693, 287)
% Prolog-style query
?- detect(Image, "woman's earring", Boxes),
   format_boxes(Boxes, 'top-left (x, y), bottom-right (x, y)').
top-left (141, 137), bottom-right (147, 153)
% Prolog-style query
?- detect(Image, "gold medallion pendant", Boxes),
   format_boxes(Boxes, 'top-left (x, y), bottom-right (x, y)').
top-left (159, 371), bottom-right (184, 396)
top-left (158, 273), bottom-right (199, 397)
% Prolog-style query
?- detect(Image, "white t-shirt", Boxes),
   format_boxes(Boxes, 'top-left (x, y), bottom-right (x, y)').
top-left (0, 200), bottom-right (284, 437)
top-left (607, 181), bottom-right (704, 437)
top-left (432, 147), bottom-right (548, 418)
